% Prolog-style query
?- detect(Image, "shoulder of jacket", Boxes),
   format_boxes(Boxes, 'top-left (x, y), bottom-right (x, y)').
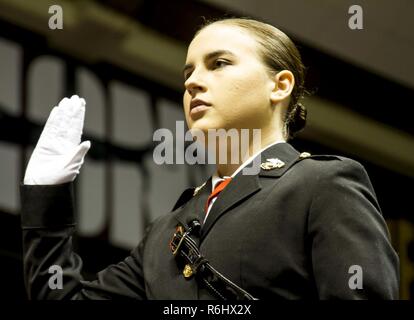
top-left (293, 152), bottom-right (361, 173)
top-left (297, 152), bottom-right (364, 168)
top-left (295, 153), bottom-right (367, 179)
top-left (296, 152), bottom-right (343, 162)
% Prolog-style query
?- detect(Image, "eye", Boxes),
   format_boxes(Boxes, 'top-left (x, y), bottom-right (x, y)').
top-left (183, 59), bottom-right (230, 81)
top-left (212, 59), bottom-right (229, 69)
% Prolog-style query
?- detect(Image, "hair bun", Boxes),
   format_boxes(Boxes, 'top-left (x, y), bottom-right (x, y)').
top-left (287, 102), bottom-right (307, 138)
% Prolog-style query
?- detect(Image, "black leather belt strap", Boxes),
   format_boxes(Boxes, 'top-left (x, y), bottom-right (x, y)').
top-left (169, 221), bottom-right (257, 300)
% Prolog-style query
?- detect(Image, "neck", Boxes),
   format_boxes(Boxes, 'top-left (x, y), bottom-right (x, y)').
top-left (215, 129), bottom-right (285, 177)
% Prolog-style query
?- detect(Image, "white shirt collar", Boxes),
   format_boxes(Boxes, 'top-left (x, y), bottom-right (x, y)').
top-left (211, 140), bottom-right (286, 189)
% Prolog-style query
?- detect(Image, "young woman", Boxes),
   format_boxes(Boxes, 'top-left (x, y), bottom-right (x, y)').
top-left (21, 18), bottom-right (399, 299)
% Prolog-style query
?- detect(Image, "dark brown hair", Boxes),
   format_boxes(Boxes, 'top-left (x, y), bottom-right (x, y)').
top-left (196, 17), bottom-right (307, 140)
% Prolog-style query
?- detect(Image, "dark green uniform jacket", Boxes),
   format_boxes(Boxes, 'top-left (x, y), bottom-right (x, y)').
top-left (20, 142), bottom-right (399, 299)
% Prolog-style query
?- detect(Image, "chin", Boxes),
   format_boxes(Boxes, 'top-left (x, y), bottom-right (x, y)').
top-left (190, 118), bottom-right (218, 132)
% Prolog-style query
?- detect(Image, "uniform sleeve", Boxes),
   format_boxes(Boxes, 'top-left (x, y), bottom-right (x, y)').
top-left (307, 158), bottom-right (399, 299)
top-left (20, 183), bottom-right (148, 300)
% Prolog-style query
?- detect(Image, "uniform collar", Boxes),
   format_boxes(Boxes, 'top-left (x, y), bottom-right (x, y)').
top-left (211, 139), bottom-right (286, 190)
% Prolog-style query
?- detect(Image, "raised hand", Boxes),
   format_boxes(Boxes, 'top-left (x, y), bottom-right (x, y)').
top-left (24, 95), bottom-right (91, 185)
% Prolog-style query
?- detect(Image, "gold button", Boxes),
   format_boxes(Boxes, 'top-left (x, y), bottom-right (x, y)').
top-left (183, 264), bottom-right (193, 278)
top-left (299, 152), bottom-right (311, 159)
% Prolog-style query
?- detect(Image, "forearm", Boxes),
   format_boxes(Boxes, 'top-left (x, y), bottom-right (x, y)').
top-left (21, 183), bottom-right (148, 300)
top-left (21, 183), bottom-right (86, 299)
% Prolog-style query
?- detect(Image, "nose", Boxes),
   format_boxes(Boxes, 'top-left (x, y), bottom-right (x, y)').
top-left (184, 71), bottom-right (207, 96)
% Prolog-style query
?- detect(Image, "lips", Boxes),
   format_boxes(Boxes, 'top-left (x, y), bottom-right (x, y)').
top-left (190, 99), bottom-right (211, 110)
top-left (189, 99), bottom-right (212, 117)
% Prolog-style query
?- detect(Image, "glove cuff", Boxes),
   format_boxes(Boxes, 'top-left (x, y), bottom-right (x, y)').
top-left (20, 182), bottom-right (76, 229)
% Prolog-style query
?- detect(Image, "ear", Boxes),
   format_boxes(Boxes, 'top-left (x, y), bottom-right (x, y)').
top-left (270, 70), bottom-right (295, 105)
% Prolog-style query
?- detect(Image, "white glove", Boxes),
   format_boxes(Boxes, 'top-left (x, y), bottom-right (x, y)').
top-left (24, 95), bottom-right (91, 185)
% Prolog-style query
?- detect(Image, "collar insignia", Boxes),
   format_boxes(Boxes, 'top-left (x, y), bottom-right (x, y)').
top-left (193, 181), bottom-right (207, 196)
top-left (260, 158), bottom-right (286, 170)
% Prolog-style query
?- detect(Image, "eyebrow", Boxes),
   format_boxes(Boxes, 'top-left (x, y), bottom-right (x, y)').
top-left (183, 50), bottom-right (236, 76)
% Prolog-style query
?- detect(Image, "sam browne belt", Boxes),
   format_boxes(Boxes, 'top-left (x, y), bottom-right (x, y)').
top-left (169, 219), bottom-right (257, 300)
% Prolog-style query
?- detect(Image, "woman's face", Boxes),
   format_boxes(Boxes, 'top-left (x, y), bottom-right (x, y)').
top-left (183, 23), bottom-right (275, 135)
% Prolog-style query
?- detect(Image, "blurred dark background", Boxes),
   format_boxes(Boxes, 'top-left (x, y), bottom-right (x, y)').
top-left (0, 0), bottom-right (413, 299)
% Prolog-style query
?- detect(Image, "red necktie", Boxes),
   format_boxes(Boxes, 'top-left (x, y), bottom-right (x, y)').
top-left (205, 177), bottom-right (232, 213)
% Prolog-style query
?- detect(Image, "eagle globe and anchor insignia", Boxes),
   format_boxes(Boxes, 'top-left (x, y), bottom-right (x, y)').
top-left (260, 158), bottom-right (286, 170)
top-left (260, 152), bottom-right (311, 170)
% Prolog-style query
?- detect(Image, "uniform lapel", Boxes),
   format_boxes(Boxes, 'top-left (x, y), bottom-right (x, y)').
top-left (200, 142), bottom-right (300, 241)
top-left (200, 173), bottom-right (261, 240)
top-left (174, 176), bottom-right (212, 232)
